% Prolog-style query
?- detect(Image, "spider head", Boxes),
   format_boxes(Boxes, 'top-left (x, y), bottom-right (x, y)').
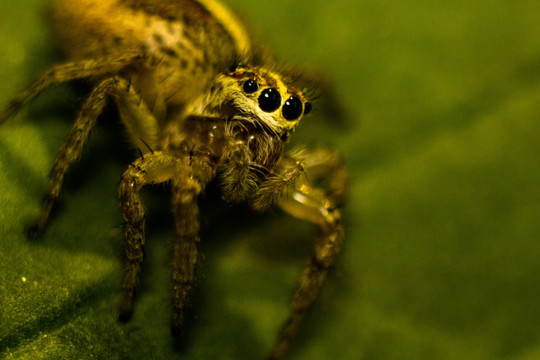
top-left (211, 65), bottom-right (312, 137)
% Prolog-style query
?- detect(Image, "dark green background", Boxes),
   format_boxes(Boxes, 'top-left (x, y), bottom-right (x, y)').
top-left (1, 0), bottom-right (540, 359)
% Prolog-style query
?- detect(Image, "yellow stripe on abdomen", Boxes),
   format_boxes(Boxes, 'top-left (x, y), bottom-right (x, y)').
top-left (194, 0), bottom-right (251, 56)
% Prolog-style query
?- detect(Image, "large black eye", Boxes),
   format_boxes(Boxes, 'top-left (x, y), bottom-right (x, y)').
top-left (282, 96), bottom-right (303, 121)
top-left (243, 79), bottom-right (258, 93)
top-left (258, 88), bottom-right (281, 112)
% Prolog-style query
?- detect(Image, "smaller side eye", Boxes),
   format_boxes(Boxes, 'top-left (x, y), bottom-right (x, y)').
top-left (304, 102), bottom-right (312, 115)
top-left (243, 79), bottom-right (259, 94)
top-left (258, 88), bottom-right (281, 112)
top-left (282, 96), bottom-right (303, 121)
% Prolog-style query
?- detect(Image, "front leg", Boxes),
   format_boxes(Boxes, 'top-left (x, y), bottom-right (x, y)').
top-left (260, 149), bottom-right (347, 360)
top-left (170, 153), bottom-right (215, 336)
top-left (118, 152), bottom-right (179, 321)
top-left (270, 186), bottom-right (343, 360)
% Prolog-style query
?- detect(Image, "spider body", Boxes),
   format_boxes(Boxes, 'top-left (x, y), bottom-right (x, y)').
top-left (50, 0), bottom-right (253, 150)
top-left (1, 1), bottom-right (347, 359)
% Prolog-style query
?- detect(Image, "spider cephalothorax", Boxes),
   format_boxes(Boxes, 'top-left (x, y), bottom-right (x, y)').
top-left (184, 65), bottom-right (312, 135)
top-left (0, 1), bottom-right (346, 359)
top-left (162, 64), bottom-right (314, 205)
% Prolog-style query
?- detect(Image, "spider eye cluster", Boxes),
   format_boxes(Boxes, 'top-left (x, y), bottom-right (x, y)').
top-left (242, 79), bottom-right (311, 121)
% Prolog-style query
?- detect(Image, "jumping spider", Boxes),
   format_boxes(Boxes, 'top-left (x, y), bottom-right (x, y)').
top-left (0, 0), bottom-right (347, 358)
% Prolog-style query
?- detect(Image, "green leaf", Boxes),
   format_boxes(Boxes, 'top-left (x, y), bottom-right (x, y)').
top-left (2, 0), bottom-right (540, 359)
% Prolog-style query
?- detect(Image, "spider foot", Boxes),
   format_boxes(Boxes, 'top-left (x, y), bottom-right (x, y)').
top-left (118, 291), bottom-right (135, 323)
top-left (118, 309), bottom-right (133, 323)
top-left (26, 222), bottom-right (44, 238)
top-left (170, 324), bottom-right (183, 338)
top-left (171, 307), bottom-right (185, 338)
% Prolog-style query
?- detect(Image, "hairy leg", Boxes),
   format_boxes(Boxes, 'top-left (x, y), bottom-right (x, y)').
top-left (170, 155), bottom-right (214, 336)
top-left (250, 148), bottom-right (307, 211)
top-left (265, 148), bottom-right (347, 360)
top-left (0, 52), bottom-right (144, 124)
top-left (27, 72), bottom-right (161, 237)
top-left (297, 148), bottom-right (347, 207)
top-left (220, 138), bottom-right (258, 203)
top-left (27, 77), bottom-right (114, 236)
top-left (110, 77), bottom-right (161, 152)
top-left (118, 151), bottom-right (179, 321)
